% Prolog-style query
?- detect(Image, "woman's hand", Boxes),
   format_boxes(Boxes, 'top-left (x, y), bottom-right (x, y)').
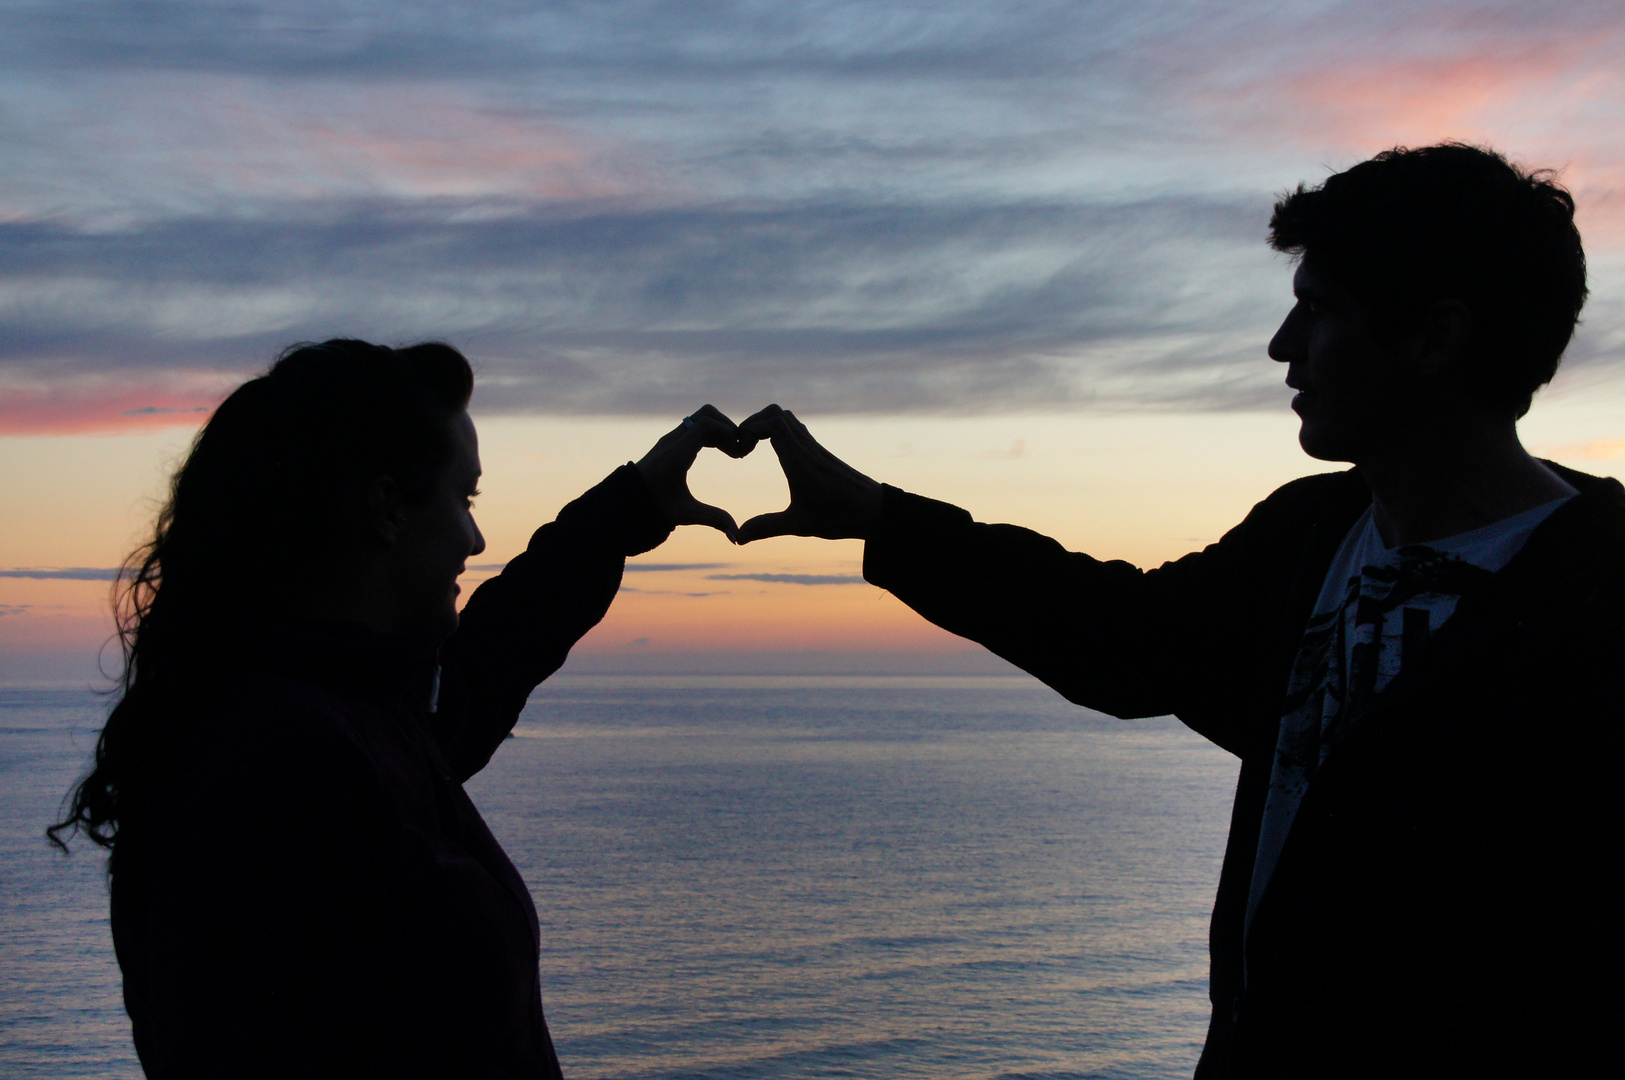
top-left (635, 404), bottom-right (753, 541)
top-left (736, 405), bottom-right (884, 543)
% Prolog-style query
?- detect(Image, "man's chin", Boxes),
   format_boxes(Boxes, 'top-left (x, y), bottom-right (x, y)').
top-left (1296, 423), bottom-right (1358, 464)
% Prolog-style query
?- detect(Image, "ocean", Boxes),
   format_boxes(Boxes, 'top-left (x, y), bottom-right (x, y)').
top-left (1, 676), bottom-right (1238, 1079)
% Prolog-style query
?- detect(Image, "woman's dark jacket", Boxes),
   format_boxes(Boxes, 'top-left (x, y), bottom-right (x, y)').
top-left (864, 465), bottom-right (1624, 1078)
top-left (110, 465), bottom-right (671, 1079)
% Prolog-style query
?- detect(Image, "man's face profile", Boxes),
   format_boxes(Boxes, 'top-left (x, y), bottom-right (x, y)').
top-left (1269, 259), bottom-right (1421, 465)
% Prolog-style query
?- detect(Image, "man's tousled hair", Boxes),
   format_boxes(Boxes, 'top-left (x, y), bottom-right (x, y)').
top-left (1269, 142), bottom-right (1587, 416)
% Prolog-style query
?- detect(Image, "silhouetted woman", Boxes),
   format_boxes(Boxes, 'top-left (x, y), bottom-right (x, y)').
top-left (49, 340), bottom-right (745, 1078)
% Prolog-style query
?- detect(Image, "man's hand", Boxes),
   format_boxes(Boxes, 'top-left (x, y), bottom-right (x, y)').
top-left (736, 405), bottom-right (884, 543)
top-left (635, 404), bottom-right (753, 541)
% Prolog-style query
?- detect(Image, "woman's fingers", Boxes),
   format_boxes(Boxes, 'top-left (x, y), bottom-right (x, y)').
top-left (637, 406), bottom-right (759, 534)
top-left (682, 412), bottom-right (738, 458)
top-left (655, 404), bottom-right (759, 461)
top-left (641, 408), bottom-right (732, 479)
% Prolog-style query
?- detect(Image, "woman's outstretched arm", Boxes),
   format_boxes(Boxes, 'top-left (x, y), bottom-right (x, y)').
top-left (431, 406), bottom-right (747, 780)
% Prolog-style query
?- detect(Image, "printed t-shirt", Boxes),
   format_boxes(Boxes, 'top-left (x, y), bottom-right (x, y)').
top-left (1244, 496), bottom-right (1570, 936)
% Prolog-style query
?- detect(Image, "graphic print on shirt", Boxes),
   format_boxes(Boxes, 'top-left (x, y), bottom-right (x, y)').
top-left (1246, 543), bottom-right (1494, 930)
top-left (1277, 546), bottom-right (1493, 776)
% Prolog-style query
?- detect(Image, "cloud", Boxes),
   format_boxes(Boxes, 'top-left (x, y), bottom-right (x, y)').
top-left (0, 192), bottom-right (1295, 431)
top-left (470, 561), bottom-right (733, 577)
top-left (617, 586), bottom-right (724, 596)
top-left (1169, 2), bottom-right (1625, 242)
top-left (122, 405), bottom-right (210, 417)
top-left (979, 438), bottom-right (1030, 460)
top-left (0, 568), bottom-right (121, 580)
top-left (2, 0), bottom-right (1622, 434)
top-left (708, 573), bottom-right (866, 585)
top-left (0, 2), bottom-right (1157, 83)
top-left (0, 371), bottom-right (237, 435)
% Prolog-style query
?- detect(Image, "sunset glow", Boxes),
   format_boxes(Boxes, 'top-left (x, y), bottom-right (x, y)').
top-left (4, 1), bottom-right (1623, 683)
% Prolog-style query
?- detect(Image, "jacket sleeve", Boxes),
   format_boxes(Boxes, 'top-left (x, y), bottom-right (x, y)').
top-left (862, 475), bottom-right (1358, 754)
top-left (431, 463), bottom-right (674, 780)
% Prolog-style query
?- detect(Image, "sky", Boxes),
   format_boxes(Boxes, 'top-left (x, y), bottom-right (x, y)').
top-left (3, 0), bottom-right (1624, 681)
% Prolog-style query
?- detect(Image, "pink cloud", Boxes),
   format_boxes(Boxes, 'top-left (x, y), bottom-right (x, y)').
top-left (162, 80), bottom-right (657, 204)
top-left (0, 376), bottom-right (230, 436)
top-left (1194, 18), bottom-right (1625, 247)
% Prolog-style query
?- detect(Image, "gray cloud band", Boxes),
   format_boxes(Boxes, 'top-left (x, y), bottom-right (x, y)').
top-left (0, 568), bottom-right (121, 580)
top-left (0, 194), bottom-right (1314, 414)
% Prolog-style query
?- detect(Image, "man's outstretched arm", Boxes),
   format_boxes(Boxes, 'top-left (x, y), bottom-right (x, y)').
top-left (737, 405), bottom-right (1357, 754)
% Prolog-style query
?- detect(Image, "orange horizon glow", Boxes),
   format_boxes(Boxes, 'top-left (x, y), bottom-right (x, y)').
top-left (6, 397), bottom-right (1625, 685)
top-left (574, 580), bottom-right (969, 654)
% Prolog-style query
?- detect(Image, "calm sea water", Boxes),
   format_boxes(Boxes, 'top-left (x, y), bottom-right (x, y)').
top-left (1, 676), bottom-right (1238, 1079)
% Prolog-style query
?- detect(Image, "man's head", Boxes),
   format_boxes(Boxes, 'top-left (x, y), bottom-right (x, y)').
top-left (1267, 143), bottom-right (1586, 455)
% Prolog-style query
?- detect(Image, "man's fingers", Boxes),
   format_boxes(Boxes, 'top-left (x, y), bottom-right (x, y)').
top-left (691, 403), bottom-right (736, 427)
top-left (738, 404), bottom-right (784, 430)
top-left (736, 509), bottom-right (801, 544)
top-left (780, 409), bottom-right (815, 443)
top-left (738, 406), bottom-right (790, 447)
top-left (747, 407), bottom-right (817, 455)
top-left (740, 412), bottom-right (810, 469)
top-left (684, 499), bottom-right (740, 543)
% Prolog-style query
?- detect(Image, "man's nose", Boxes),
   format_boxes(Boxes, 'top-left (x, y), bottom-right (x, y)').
top-left (1267, 310), bottom-right (1299, 364)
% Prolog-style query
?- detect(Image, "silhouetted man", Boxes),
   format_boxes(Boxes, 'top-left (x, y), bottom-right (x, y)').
top-left (738, 144), bottom-right (1622, 1076)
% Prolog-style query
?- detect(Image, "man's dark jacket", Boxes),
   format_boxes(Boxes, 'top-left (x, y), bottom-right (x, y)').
top-left (110, 466), bottom-right (671, 1079)
top-left (864, 465), bottom-right (1624, 1077)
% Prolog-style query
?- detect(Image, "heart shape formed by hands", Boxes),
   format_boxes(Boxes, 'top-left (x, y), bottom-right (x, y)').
top-left (683, 432), bottom-right (795, 535)
top-left (635, 404), bottom-right (883, 545)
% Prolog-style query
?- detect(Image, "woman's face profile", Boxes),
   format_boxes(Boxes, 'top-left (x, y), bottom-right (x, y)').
top-left (391, 410), bottom-right (487, 635)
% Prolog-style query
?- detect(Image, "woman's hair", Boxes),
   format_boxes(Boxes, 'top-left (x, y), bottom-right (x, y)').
top-left (48, 339), bottom-right (474, 853)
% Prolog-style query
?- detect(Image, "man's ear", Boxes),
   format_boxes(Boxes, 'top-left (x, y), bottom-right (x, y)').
top-left (1413, 298), bottom-right (1473, 377)
top-left (364, 475), bottom-right (404, 546)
